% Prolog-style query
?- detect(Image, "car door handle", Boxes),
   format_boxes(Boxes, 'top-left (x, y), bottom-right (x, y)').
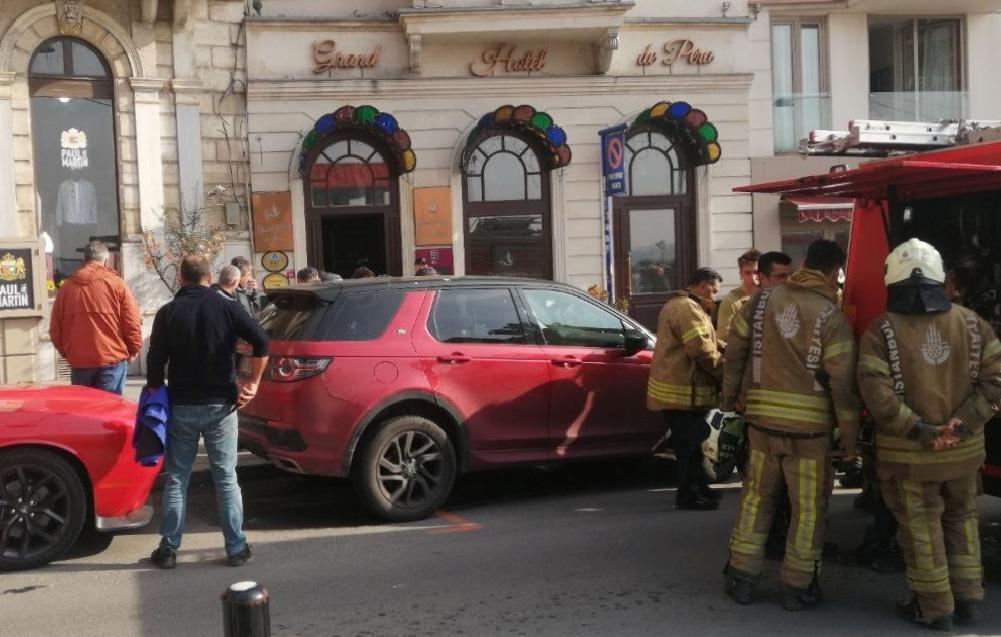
top-left (437, 354), bottom-right (471, 364)
top-left (552, 358), bottom-right (584, 368)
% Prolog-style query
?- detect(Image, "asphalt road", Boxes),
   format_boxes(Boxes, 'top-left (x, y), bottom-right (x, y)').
top-left (3, 457), bottom-right (1001, 637)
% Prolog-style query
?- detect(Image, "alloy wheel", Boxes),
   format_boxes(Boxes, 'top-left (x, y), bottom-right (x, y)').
top-left (0, 464), bottom-right (73, 562)
top-left (376, 431), bottom-right (444, 508)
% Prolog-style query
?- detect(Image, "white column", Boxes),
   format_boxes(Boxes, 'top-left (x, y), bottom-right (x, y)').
top-left (399, 176), bottom-right (415, 276)
top-left (130, 78), bottom-right (165, 231)
top-left (291, 177), bottom-right (307, 271)
top-left (550, 168), bottom-right (567, 283)
top-left (828, 13), bottom-right (870, 127)
top-left (172, 79), bottom-right (204, 214)
top-left (967, 14), bottom-right (1001, 120)
top-left (0, 72), bottom-right (17, 236)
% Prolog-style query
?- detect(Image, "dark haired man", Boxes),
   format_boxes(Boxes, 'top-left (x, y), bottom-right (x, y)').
top-left (717, 249), bottom-right (762, 345)
top-left (296, 266), bottom-right (320, 284)
top-left (647, 267), bottom-right (725, 511)
top-left (722, 239), bottom-right (860, 610)
top-left (147, 255), bottom-right (270, 569)
top-left (758, 251), bottom-right (793, 289)
top-left (230, 256), bottom-right (263, 315)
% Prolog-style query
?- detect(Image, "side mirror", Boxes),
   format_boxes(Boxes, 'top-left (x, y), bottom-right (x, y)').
top-left (622, 332), bottom-right (648, 356)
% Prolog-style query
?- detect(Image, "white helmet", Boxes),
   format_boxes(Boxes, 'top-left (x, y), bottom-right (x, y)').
top-left (884, 238), bottom-right (945, 286)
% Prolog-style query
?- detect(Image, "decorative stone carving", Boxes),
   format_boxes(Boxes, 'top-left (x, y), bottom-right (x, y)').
top-left (55, 0), bottom-right (83, 35)
top-left (408, 34), bottom-right (422, 75)
top-left (595, 29), bottom-right (618, 75)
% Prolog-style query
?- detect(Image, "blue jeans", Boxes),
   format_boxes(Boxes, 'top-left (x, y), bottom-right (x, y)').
top-left (70, 360), bottom-right (128, 394)
top-left (159, 404), bottom-right (246, 556)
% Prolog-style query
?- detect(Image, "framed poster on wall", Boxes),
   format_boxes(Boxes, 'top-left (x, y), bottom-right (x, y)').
top-left (251, 191), bottom-right (294, 252)
top-left (414, 187), bottom-right (453, 247)
top-left (0, 239), bottom-right (45, 318)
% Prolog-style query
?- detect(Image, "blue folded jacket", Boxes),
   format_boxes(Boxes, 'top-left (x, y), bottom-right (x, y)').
top-left (134, 385), bottom-right (169, 466)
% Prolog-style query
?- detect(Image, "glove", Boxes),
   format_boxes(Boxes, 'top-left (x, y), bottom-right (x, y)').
top-left (907, 419), bottom-right (942, 450)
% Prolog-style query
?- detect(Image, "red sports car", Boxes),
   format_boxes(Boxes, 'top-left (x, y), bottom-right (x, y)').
top-left (0, 384), bottom-right (159, 570)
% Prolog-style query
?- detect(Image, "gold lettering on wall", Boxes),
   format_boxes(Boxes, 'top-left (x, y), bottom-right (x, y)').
top-left (312, 40), bottom-right (382, 74)
top-left (636, 39), bottom-right (715, 69)
top-left (470, 45), bottom-right (548, 77)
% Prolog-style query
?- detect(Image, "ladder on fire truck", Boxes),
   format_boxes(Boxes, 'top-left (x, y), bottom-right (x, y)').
top-left (800, 119), bottom-right (1001, 157)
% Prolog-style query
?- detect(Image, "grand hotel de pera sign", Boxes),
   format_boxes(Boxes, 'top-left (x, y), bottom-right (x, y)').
top-left (310, 38), bottom-right (714, 76)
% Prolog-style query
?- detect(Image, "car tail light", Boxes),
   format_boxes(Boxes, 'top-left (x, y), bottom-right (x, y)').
top-left (266, 356), bottom-right (332, 382)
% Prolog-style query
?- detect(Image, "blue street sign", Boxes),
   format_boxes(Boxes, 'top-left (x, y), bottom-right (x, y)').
top-left (599, 124), bottom-right (627, 196)
top-left (598, 125), bottom-right (627, 300)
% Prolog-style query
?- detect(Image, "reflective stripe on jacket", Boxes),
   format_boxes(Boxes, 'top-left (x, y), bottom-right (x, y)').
top-left (721, 268), bottom-right (861, 437)
top-left (857, 305), bottom-right (1001, 481)
top-left (647, 290), bottom-right (723, 411)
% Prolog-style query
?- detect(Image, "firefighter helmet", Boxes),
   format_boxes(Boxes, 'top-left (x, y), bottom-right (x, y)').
top-left (884, 238), bottom-right (945, 286)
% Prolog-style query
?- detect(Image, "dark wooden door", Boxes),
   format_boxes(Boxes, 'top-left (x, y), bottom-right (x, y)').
top-left (613, 195), bottom-right (695, 330)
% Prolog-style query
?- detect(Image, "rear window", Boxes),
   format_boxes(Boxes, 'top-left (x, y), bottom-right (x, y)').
top-left (260, 289), bottom-right (405, 341)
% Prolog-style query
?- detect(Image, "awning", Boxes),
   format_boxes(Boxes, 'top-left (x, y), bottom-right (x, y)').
top-left (735, 140), bottom-right (1001, 201)
top-left (782, 195), bottom-right (854, 223)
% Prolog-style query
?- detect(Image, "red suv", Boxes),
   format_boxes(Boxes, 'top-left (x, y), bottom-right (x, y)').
top-left (239, 277), bottom-right (661, 521)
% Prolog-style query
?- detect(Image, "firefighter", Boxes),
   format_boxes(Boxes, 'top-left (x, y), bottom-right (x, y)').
top-left (647, 267), bottom-right (725, 511)
top-left (857, 238), bottom-right (1001, 631)
top-left (721, 239), bottom-right (860, 610)
top-left (716, 249), bottom-right (761, 345)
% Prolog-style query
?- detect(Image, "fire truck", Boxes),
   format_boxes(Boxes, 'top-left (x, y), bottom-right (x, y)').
top-left (736, 119), bottom-right (1001, 495)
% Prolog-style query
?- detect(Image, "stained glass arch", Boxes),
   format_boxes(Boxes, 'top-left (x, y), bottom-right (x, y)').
top-left (299, 105), bottom-right (415, 177)
top-left (626, 100), bottom-right (722, 167)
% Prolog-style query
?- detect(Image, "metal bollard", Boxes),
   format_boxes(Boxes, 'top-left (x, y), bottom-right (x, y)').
top-left (221, 581), bottom-right (271, 637)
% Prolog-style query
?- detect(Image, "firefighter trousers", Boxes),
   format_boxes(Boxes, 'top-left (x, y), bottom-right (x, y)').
top-left (728, 426), bottom-right (834, 589)
top-left (880, 473), bottom-right (983, 619)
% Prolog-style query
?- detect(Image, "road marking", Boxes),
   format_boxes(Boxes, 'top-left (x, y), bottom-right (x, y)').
top-left (430, 510), bottom-right (482, 534)
top-left (575, 508), bottom-right (604, 512)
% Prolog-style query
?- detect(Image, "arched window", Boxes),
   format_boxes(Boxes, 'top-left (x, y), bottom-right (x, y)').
top-left (29, 37), bottom-right (119, 292)
top-left (462, 132), bottom-right (551, 279)
top-left (304, 133), bottom-right (400, 277)
top-left (625, 130), bottom-right (688, 196)
top-left (309, 138), bottom-right (390, 208)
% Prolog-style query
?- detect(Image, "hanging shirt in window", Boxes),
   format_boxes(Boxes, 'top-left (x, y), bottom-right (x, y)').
top-left (56, 177), bottom-right (97, 225)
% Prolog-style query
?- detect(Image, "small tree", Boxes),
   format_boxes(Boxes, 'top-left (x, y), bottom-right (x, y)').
top-left (142, 204), bottom-right (230, 295)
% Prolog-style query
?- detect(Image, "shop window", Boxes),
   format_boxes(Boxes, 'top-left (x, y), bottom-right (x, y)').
top-left (28, 37), bottom-right (119, 293)
top-left (868, 17), bottom-right (964, 121)
top-left (771, 18), bottom-right (829, 153)
top-left (462, 132), bottom-right (551, 279)
top-left (309, 138), bottom-right (391, 207)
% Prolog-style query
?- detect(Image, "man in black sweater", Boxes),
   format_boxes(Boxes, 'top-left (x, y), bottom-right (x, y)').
top-left (147, 255), bottom-right (270, 569)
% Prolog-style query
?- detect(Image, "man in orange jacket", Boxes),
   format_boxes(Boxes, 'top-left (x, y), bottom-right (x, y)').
top-left (49, 240), bottom-right (142, 394)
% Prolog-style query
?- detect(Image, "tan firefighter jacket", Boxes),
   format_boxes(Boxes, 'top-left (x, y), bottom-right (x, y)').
top-left (857, 304), bottom-right (1001, 481)
top-left (721, 269), bottom-right (861, 440)
top-left (647, 289), bottom-right (723, 411)
top-left (716, 287), bottom-right (751, 345)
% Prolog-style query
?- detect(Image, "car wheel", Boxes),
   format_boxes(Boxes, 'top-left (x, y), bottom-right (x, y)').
top-left (354, 416), bottom-right (457, 522)
top-left (0, 449), bottom-right (87, 571)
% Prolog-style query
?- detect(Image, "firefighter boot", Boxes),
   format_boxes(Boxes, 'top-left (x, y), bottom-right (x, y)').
top-left (895, 598), bottom-right (955, 632)
top-left (724, 566), bottom-right (757, 605)
top-left (781, 579), bottom-right (823, 611)
top-left (954, 599), bottom-right (982, 626)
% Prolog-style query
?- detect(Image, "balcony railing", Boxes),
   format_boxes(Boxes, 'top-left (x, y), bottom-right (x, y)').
top-left (773, 93), bottom-right (832, 153)
top-left (868, 91), bottom-right (968, 122)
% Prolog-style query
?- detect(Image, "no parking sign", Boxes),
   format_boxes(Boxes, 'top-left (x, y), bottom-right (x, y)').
top-left (600, 125), bottom-right (627, 196)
